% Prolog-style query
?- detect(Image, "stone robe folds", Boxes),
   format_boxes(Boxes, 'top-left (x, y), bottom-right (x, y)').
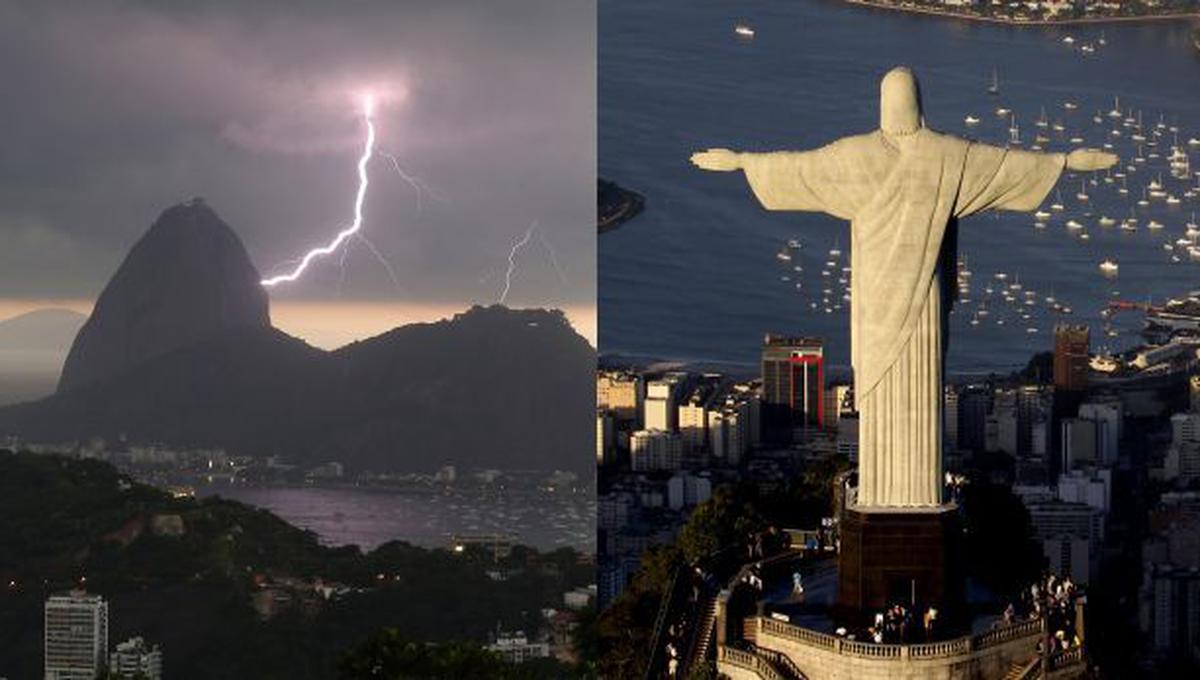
top-left (741, 130), bottom-right (1065, 508)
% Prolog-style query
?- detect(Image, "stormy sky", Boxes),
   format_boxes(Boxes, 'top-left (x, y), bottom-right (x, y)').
top-left (0, 0), bottom-right (596, 346)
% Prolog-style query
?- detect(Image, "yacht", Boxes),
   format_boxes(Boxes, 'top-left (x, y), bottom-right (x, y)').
top-left (964, 115), bottom-right (980, 125)
top-left (734, 24), bottom-right (755, 38)
top-left (1148, 220), bottom-right (1164, 231)
top-left (1098, 215), bottom-right (1116, 227)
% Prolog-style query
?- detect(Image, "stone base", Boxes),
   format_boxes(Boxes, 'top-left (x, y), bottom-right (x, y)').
top-left (836, 504), bottom-right (964, 627)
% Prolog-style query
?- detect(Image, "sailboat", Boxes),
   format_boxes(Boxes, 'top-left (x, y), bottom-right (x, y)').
top-left (1076, 181), bottom-right (1089, 202)
top-left (987, 67), bottom-right (1000, 96)
top-left (1050, 190), bottom-right (1065, 211)
top-left (1008, 114), bottom-right (1021, 146)
top-left (1108, 96), bottom-right (1122, 119)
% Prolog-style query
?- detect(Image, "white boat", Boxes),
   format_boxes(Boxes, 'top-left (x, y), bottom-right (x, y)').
top-left (1050, 190), bottom-right (1065, 211)
top-left (1167, 195), bottom-right (1182, 205)
top-left (987, 67), bottom-right (1000, 96)
top-left (787, 238), bottom-right (801, 249)
top-left (776, 251), bottom-right (792, 262)
top-left (1066, 219), bottom-right (1084, 231)
top-left (1063, 36), bottom-right (1076, 45)
top-left (1148, 220), bottom-right (1164, 230)
top-left (734, 24), bottom-right (755, 38)
top-left (1098, 215), bottom-right (1116, 227)
top-left (1108, 97), bottom-right (1122, 119)
top-left (1034, 210), bottom-right (1052, 220)
top-left (1064, 101), bottom-right (1078, 111)
top-left (996, 107), bottom-right (1011, 117)
top-left (964, 115), bottom-right (980, 125)
top-left (1076, 181), bottom-right (1088, 201)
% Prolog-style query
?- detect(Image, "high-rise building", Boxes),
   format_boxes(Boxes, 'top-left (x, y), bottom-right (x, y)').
top-left (643, 373), bottom-right (686, 432)
top-left (45, 591), bottom-right (108, 680)
top-left (707, 401), bottom-right (749, 466)
top-left (761, 334), bottom-right (824, 442)
top-left (596, 410), bottom-right (615, 466)
top-left (596, 371), bottom-right (642, 422)
top-left (943, 385), bottom-right (960, 452)
top-left (1147, 566), bottom-right (1200, 659)
top-left (678, 384), bottom-right (714, 455)
top-left (109, 637), bottom-right (162, 680)
top-left (1027, 500), bottom-right (1104, 585)
top-left (1060, 417), bottom-right (1099, 470)
top-left (1078, 399), bottom-right (1121, 465)
top-left (1053, 324), bottom-right (1090, 393)
top-left (956, 384), bottom-right (991, 452)
top-left (629, 429), bottom-right (682, 471)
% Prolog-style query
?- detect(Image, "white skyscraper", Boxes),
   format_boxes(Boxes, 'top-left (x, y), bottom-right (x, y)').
top-left (44, 591), bottom-right (108, 680)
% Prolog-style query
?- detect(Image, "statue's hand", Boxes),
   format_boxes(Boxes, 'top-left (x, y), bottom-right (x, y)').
top-left (1066, 148), bottom-right (1119, 172)
top-left (690, 148), bottom-right (742, 172)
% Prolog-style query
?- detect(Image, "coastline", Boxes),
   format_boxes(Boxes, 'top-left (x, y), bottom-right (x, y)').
top-left (840, 0), bottom-right (1200, 27)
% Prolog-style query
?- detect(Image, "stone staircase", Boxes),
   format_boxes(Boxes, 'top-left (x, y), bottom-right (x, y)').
top-left (688, 595), bottom-right (720, 665)
top-left (1003, 656), bottom-right (1041, 680)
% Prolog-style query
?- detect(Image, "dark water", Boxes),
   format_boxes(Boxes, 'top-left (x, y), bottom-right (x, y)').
top-left (599, 0), bottom-right (1200, 372)
top-left (198, 484), bottom-right (595, 553)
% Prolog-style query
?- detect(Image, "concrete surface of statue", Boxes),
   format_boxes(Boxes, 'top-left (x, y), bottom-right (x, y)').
top-left (692, 66), bottom-right (1116, 508)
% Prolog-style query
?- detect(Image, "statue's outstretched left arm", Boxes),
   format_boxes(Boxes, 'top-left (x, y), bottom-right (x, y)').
top-left (957, 144), bottom-right (1117, 217)
top-left (690, 148), bottom-right (743, 172)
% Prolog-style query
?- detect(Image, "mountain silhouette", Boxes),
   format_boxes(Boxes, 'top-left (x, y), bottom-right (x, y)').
top-left (2, 201), bottom-right (593, 475)
top-left (57, 198), bottom-right (270, 393)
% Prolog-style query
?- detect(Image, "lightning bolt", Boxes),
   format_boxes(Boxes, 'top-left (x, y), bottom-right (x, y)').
top-left (499, 221), bottom-right (537, 305)
top-left (261, 95), bottom-right (378, 287)
top-left (355, 233), bottom-right (403, 293)
top-left (379, 151), bottom-right (444, 211)
top-left (537, 230), bottom-right (569, 287)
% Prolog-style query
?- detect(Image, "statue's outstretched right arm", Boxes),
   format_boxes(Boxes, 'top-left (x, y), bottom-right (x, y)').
top-left (691, 146), bottom-right (848, 216)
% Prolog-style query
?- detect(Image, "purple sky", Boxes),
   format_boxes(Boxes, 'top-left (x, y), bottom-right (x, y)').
top-left (0, 0), bottom-right (595, 314)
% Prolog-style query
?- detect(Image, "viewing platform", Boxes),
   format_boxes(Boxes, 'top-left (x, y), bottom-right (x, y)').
top-left (718, 615), bottom-right (1084, 680)
top-left (706, 547), bottom-right (1086, 679)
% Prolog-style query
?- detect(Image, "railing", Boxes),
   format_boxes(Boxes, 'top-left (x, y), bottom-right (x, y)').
top-left (975, 618), bottom-right (1043, 650)
top-left (754, 615), bottom-right (1045, 662)
top-left (643, 562), bottom-right (683, 680)
top-left (759, 617), bottom-right (838, 650)
top-left (752, 645), bottom-right (808, 680)
top-left (908, 636), bottom-right (972, 659)
top-left (1048, 645), bottom-right (1084, 671)
top-left (718, 645), bottom-right (787, 680)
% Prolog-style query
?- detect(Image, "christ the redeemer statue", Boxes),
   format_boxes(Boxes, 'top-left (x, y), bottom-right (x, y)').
top-left (692, 67), bottom-right (1116, 508)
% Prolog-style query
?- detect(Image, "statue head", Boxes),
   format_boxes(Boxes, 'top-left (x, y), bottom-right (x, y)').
top-left (880, 67), bottom-right (923, 136)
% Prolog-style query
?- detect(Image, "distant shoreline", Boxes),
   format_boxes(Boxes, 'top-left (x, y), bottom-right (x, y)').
top-left (841, 0), bottom-right (1200, 27)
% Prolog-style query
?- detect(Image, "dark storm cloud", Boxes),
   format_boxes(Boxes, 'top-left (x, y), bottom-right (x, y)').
top-left (0, 0), bottom-right (595, 306)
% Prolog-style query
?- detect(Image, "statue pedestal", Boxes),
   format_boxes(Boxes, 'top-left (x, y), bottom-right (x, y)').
top-left (836, 504), bottom-right (964, 626)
